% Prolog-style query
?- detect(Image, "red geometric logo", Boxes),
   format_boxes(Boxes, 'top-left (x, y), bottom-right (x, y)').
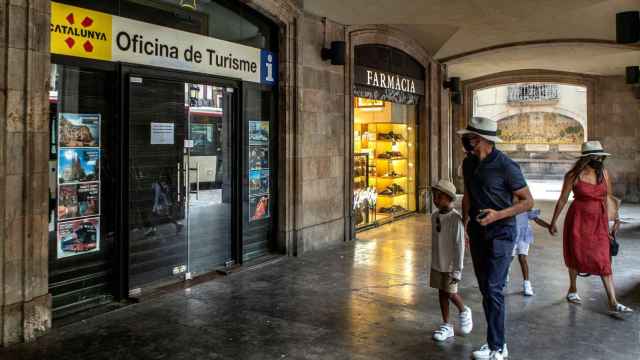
top-left (83, 41), bottom-right (94, 53)
top-left (65, 37), bottom-right (75, 49)
top-left (63, 12), bottom-right (96, 53)
top-left (81, 16), bottom-right (93, 28)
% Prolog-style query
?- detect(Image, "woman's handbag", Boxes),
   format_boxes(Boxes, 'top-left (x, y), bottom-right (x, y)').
top-left (605, 173), bottom-right (621, 257)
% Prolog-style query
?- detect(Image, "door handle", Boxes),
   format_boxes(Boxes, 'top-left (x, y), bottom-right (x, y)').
top-left (176, 164), bottom-right (181, 201)
top-left (188, 162), bottom-right (200, 200)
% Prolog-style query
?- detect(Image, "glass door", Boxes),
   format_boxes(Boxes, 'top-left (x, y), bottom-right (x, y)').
top-left (127, 74), bottom-right (234, 291)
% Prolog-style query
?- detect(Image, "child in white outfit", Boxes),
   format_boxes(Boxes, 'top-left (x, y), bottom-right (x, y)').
top-left (512, 208), bottom-right (550, 296)
top-left (429, 179), bottom-right (473, 342)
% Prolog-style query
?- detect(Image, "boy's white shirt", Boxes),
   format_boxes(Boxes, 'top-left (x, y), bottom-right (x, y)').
top-left (430, 208), bottom-right (465, 280)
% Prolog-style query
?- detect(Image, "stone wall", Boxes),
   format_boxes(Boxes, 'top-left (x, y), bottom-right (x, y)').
top-left (293, 13), bottom-right (347, 253)
top-left (0, 0), bottom-right (52, 346)
top-left (593, 76), bottom-right (640, 203)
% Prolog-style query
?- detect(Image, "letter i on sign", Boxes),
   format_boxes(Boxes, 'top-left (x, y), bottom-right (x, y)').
top-left (260, 49), bottom-right (277, 85)
top-left (266, 54), bottom-right (274, 82)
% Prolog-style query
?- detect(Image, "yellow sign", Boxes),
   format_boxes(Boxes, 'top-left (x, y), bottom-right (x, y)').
top-left (50, 2), bottom-right (112, 60)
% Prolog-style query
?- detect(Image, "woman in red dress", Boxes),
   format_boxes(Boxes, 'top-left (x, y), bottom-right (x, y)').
top-left (549, 141), bottom-right (632, 314)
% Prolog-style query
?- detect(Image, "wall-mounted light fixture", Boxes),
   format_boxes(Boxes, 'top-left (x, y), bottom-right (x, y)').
top-left (320, 17), bottom-right (345, 65)
top-left (626, 66), bottom-right (639, 84)
top-left (443, 77), bottom-right (460, 93)
top-left (443, 77), bottom-right (462, 105)
top-left (616, 11), bottom-right (639, 44)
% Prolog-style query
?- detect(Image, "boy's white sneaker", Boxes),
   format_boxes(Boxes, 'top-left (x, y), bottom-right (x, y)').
top-left (473, 344), bottom-right (509, 359)
top-left (523, 280), bottom-right (534, 296)
top-left (432, 323), bottom-right (454, 342)
top-left (459, 306), bottom-right (473, 334)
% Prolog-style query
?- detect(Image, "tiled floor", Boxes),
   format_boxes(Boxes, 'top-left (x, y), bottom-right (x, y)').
top-left (2, 201), bottom-right (639, 359)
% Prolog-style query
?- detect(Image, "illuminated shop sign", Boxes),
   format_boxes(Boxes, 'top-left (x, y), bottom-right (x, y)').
top-left (354, 66), bottom-right (424, 96)
top-left (50, 2), bottom-right (277, 85)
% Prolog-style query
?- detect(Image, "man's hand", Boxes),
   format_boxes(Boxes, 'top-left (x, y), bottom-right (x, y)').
top-left (478, 208), bottom-right (501, 226)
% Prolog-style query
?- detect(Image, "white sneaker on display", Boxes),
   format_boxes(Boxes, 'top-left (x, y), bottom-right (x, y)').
top-left (473, 344), bottom-right (509, 359)
top-left (523, 280), bottom-right (534, 296)
top-left (432, 323), bottom-right (454, 342)
top-left (459, 306), bottom-right (473, 334)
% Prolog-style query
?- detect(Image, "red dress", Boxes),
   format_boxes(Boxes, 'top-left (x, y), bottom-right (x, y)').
top-left (563, 179), bottom-right (612, 275)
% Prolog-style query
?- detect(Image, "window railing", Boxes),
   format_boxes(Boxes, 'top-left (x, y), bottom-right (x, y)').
top-left (507, 84), bottom-right (559, 103)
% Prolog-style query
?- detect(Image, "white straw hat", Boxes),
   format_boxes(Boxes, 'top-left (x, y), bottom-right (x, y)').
top-left (431, 179), bottom-right (457, 200)
top-left (457, 116), bottom-right (503, 143)
top-left (578, 140), bottom-right (610, 158)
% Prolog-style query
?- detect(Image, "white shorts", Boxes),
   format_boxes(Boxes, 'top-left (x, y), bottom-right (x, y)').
top-left (512, 241), bottom-right (530, 256)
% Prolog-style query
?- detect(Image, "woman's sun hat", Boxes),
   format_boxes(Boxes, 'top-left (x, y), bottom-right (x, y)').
top-left (431, 179), bottom-right (457, 200)
top-left (578, 140), bottom-right (610, 157)
top-left (456, 116), bottom-right (502, 143)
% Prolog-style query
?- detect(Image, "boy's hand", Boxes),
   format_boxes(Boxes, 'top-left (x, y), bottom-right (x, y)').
top-left (449, 277), bottom-right (460, 285)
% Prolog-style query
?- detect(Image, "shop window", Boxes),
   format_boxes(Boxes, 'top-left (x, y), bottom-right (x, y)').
top-left (242, 83), bottom-right (276, 260)
top-left (353, 97), bottom-right (417, 229)
top-left (48, 63), bottom-right (117, 315)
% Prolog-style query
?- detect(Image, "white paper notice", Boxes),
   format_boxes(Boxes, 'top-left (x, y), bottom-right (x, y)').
top-left (151, 123), bottom-right (174, 145)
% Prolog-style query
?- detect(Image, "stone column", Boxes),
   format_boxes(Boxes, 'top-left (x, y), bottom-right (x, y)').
top-left (0, 0), bottom-right (52, 346)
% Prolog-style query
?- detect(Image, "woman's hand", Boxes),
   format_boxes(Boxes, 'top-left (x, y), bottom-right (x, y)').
top-left (549, 222), bottom-right (558, 236)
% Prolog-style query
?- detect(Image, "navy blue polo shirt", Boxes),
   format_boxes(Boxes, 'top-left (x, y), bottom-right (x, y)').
top-left (463, 148), bottom-right (527, 240)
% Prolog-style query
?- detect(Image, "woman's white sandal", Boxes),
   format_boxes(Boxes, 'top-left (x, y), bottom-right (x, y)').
top-left (566, 292), bottom-right (582, 304)
top-left (609, 303), bottom-right (633, 314)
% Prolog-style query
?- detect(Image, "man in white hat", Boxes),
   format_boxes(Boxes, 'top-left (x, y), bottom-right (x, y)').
top-left (458, 117), bottom-right (534, 360)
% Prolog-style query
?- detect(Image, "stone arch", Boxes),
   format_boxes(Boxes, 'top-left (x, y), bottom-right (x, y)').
top-left (345, 25), bottom-right (448, 216)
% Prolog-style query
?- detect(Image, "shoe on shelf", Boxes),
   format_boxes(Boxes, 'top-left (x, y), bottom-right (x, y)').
top-left (377, 153), bottom-right (391, 159)
top-left (389, 184), bottom-right (405, 193)
top-left (473, 344), bottom-right (508, 359)
top-left (432, 323), bottom-right (454, 342)
top-left (379, 188), bottom-right (394, 196)
top-left (459, 306), bottom-right (473, 334)
top-left (523, 280), bottom-right (534, 296)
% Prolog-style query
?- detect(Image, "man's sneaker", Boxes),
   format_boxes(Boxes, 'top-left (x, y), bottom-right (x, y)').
top-left (473, 344), bottom-right (509, 359)
top-left (459, 306), bottom-right (473, 334)
top-left (432, 323), bottom-right (454, 342)
top-left (490, 350), bottom-right (504, 360)
top-left (523, 280), bottom-right (534, 296)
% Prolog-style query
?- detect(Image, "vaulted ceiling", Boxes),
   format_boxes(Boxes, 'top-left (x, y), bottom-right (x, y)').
top-left (304, 0), bottom-right (640, 79)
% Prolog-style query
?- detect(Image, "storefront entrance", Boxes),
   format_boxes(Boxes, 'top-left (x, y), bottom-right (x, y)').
top-left (47, 0), bottom-right (279, 318)
top-left (126, 71), bottom-right (238, 290)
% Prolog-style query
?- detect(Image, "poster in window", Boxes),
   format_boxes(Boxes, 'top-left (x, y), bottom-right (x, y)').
top-left (58, 183), bottom-right (100, 220)
top-left (248, 120), bottom-right (269, 145)
top-left (249, 146), bottom-right (269, 170)
top-left (58, 148), bottom-right (100, 184)
top-left (249, 195), bottom-right (270, 222)
top-left (57, 217), bottom-right (100, 259)
top-left (57, 184), bottom-right (78, 220)
top-left (58, 113), bottom-right (100, 147)
top-left (249, 169), bottom-right (269, 196)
